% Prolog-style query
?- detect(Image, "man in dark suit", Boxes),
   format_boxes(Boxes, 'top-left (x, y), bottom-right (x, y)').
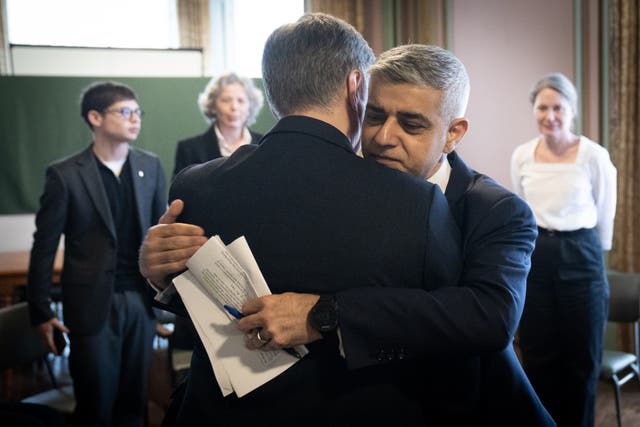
top-left (141, 42), bottom-right (555, 425)
top-left (361, 44), bottom-right (553, 425)
top-left (27, 81), bottom-right (167, 426)
top-left (142, 13), bottom-right (462, 426)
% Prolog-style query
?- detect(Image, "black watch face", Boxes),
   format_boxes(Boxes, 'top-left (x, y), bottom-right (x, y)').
top-left (312, 299), bottom-right (337, 332)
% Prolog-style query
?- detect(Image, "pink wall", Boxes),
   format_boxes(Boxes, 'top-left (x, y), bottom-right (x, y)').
top-left (451, 0), bottom-right (576, 188)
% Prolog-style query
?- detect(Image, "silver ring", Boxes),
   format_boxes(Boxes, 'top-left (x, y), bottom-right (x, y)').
top-left (255, 329), bottom-right (270, 345)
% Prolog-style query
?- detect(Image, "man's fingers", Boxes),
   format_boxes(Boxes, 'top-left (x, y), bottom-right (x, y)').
top-left (240, 296), bottom-right (266, 317)
top-left (150, 258), bottom-right (190, 277)
top-left (147, 244), bottom-right (203, 265)
top-left (37, 321), bottom-right (60, 354)
top-left (237, 312), bottom-right (263, 334)
top-left (159, 199), bottom-right (184, 225)
top-left (51, 318), bottom-right (70, 334)
top-left (149, 223), bottom-right (206, 240)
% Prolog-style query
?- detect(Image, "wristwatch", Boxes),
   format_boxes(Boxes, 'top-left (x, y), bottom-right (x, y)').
top-left (309, 294), bottom-right (338, 335)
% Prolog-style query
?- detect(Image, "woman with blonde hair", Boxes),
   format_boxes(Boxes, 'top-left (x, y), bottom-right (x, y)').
top-left (173, 72), bottom-right (264, 177)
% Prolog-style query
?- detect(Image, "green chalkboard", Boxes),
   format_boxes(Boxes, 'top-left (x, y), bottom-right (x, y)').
top-left (0, 76), bottom-right (275, 214)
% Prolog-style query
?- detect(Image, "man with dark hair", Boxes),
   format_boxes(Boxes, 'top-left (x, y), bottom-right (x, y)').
top-left (28, 81), bottom-right (167, 426)
top-left (141, 41), bottom-right (556, 425)
top-left (363, 44), bottom-right (553, 426)
top-left (142, 13), bottom-right (462, 426)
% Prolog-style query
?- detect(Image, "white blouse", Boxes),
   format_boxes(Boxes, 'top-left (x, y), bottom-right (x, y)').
top-left (510, 136), bottom-right (617, 250)
top-left (215, 126), bottom-right (253, 157)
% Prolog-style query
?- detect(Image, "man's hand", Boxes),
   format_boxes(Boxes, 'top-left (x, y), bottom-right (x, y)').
top-left (238, 293), bottom-right (322, 351)
top-left (37, 318), bottom-right (70, 355)
top-left (139, 199), bottom-right (208, 289)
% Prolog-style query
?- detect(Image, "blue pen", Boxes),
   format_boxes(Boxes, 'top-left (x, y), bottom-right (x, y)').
top-left (224, 304), bottom-right (244, 319)
top-left (223, 305), bottom-right (302, 359)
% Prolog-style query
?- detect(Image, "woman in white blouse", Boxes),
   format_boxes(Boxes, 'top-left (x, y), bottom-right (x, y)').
top-left (511, 72), bottom-right (616, 427)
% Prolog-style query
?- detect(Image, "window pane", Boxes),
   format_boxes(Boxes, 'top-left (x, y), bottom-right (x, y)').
top-left (7, 0), bottom-right (177, 49)
top-left (230, 0), bottom-right (304, 77)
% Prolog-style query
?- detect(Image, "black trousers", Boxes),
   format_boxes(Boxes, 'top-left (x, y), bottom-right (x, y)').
top-left (519, 227), bottom-right (609, 427)
top-left (68, 290), bottom-right (155, 427)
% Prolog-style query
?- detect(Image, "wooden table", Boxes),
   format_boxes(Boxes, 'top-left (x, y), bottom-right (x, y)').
top-left (0, 250), bottom-right (63, 307)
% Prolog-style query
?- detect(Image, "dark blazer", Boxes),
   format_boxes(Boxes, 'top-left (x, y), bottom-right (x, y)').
top-left (168, 115), bottom-right (463, 425)
top-left (431, 151), bottom-right (553, 426)
top-left (173, 125), bottom-right (263, 177)
top-left (27, 145), bottom-right (167, 336)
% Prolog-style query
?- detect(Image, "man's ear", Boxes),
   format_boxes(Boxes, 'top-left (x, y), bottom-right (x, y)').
top-left (347, 69), bottom-right (364, 110)
top-left (444, 117), bottom-right (469, 153)
top-left (87, 110), bottom-right (103, 128)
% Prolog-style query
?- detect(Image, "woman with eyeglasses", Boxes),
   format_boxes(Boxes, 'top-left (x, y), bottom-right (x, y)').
top-left (173, 72), bottom-right (265, 178)
top-left (511, 72), bottom-right (617, 427)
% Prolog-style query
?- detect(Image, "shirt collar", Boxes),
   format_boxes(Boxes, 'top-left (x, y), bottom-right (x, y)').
top-left (427, 154), bottom-right (452, 193)
top-left (215, 125), bottom-right (252, 157)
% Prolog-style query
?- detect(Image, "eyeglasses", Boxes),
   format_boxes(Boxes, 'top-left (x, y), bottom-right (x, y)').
top-left (102, 107), bottom-right (145, 119)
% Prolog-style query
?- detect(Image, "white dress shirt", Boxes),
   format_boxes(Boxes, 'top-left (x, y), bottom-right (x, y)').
top-left (427, 154), bottom-right (452, 193)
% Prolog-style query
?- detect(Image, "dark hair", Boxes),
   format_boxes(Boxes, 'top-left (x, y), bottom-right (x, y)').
top-left (262, 13), bottom-right (374, 118)
top-left (80, 81), bottom-right (138, 128)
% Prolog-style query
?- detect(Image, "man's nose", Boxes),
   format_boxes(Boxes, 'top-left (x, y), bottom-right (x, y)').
top-left (377, 119), bottom-right (398, 146)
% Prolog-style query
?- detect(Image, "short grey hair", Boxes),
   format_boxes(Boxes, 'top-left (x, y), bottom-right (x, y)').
top-left (529, 72), bottom-right (579, 117)
top-left (369, 44), bottom-right (470, 125)
top-left (197, 72), bottom-right (264, 126)
top-left (262, 13), bottom-right (375, 118)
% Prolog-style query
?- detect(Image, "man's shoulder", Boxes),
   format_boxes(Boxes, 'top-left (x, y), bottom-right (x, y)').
top-left (468, 172), bottom-right (515, 203)
top-left (366, 158), bottom-right (437, 193)
top-left (48, 145), bottom-right (92, 171)
top-left (455, 164), bottom-right (532, 223)
top-left (174, 143), bottom-right (257, 182)
top-left (130, 145), bottom-right (160, 162)
top-left (249, 130), bottom-right (264, 144)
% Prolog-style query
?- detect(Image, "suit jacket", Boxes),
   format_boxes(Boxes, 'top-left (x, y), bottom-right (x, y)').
top-left (429, 151), bottom-right (553, 426)
top-left (27, 145), bottom-right (167, 336)
top-left (168, 115), bottom-right (463, 425)
top-left (173, 125), bottom-right (263, 177)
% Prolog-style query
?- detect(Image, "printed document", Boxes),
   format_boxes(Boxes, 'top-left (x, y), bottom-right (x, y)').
top-left (173, 235), bottom-right (307, 397)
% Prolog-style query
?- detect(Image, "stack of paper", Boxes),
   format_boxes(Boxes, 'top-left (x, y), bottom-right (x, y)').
top-left (172, 235), bottom-right (307, 397)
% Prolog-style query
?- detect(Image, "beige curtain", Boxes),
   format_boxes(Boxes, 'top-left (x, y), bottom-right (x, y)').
top-left (607, 0), bottom-right (639, 352)
top-left (608, 0), bottom-right (640, 273)
top-left (0, 0), bottom-right (11, 75)
top-left (392, 0), bottom-right (445, 47)
top-left (305, 0), bottom-right (445, 55)
top-left (177, 0), bottom-right (212, 75)
top-left (306, 0), bottom-right (383, 53)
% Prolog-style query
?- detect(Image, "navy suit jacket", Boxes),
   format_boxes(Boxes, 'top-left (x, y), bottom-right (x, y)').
top-left (27, 145), bottom-right (167, 335)
top-left (429, 151), bottom-right (553, 426)
top-left (173, 125), bottom-right (263, 177)
top-left (167, 115), bottom-right (463, 425)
